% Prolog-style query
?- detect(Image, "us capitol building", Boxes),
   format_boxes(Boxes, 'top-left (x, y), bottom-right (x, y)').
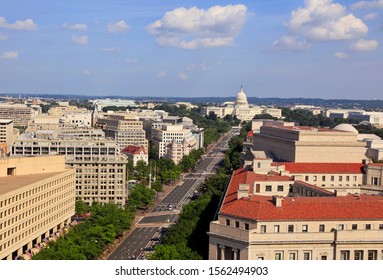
top-left (201, 86), bottom-right (281, 121)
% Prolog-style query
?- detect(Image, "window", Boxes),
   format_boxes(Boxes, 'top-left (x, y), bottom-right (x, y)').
top-left (257, 162), bottom-right (261, 168)
top-left (313, 176), bottom-right (317, 181)
top-left (275, 252), bottom-right (282, 260)
top-left (274, 225), bottom-right (280, 233)
top-left (340, 250), bottom-right (350, 260)
top-left (288, 225), bottom-right (294, 233)
top-left (305, 176), bottom-right (309, 181)
top-left (289, 252), bottom-right (296, 260)
top-left (354, 251), bottom-right (363, 260)
top-left (319, 224), bottom-right (325, 232)
top-left (368, 250), bottom-right (377, 260)
top-left (226, 219), bottom-right (230, 226)
top-left (235, 221), bottom-right (240, 228)
top-left (353, 176), bottom-right (357, 181)
top-left (260, 225), bottom-right (266, 233)
top-left (379, 224), bottom-right (383, 230)
top-left (303, 252), bottom-right (311, 260)
top-left (322, 176), bottom-right (326, 181)
top-left (245, 223), bottom-right (249, 230)
top-left (265, 185), bottom-right (272, 192)
top-left (366, 224), bottom-right (371, 230)
top-left (277, 185), bottom-right (284, 192)
top-left (331, 176), bottom-right (334, 182)
top-left (302, 225), bottom-right (308, 232)
top-left (352, 224), bottom-right (357, 230)
top-left (346, 176), bottom-right (350, 181)
top-left (321, 255), bottom-right (327, 260)
top-left (339, 176), bottom-right (343, 181)
top-left (338, 224), bottom-right (344, 231)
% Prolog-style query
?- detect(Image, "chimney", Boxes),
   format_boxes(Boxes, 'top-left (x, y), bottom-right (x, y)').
top-left (237, 184), bottom-right (250, 199)
top-left (272, 195), bottom-right (283, 207)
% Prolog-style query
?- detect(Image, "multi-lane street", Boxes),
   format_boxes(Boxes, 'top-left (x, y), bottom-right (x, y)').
top-left (107, 127), bottom-right (239, 260)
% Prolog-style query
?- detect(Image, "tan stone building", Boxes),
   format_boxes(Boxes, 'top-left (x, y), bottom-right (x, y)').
top-left (208, 168), bottom-right (383, 260)
top-left (253, 125), bottom-right (366, 163)
top-left (0, 104), bottom-right (34, 127)
top-left (0, 155), bottom-right (75, 260)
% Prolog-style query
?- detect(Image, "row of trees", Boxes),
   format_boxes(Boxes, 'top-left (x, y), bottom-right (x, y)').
top-left (150, 170), bottom-right (229, 260)
top-left (33, 201), bottom-right (134, 260)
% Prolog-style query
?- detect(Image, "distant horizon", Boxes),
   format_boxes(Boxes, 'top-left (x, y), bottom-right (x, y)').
top-left (0, 1), bottom-right (382, 99)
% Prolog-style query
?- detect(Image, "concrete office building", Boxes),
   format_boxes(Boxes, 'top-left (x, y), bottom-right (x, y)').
top-left (208, 168), bottom-right (383, 260)
top-left (152, 124), bottom-right (197, 163)
top-left (97, 115), bottom-right (148, 151)
top-left (0, 104), bottom-right (34, 127)
top-left (0, 155), bottom-right (75, 260)
top-left (11, 128), bottom-right (128, 207)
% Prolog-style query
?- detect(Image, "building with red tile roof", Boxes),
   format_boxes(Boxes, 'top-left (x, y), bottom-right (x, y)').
top-left (208, 167), bottom-right (383, 260)
top-left (121, 145), bottom-right (148, 166)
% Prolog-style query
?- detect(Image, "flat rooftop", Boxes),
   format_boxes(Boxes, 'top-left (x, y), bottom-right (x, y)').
top-left (0, 172), bottom-right (67, 196)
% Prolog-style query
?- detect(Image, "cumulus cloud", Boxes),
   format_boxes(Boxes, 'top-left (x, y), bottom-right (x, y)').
top-left (334, 51), bottom-right (349, 59)
top-left (177, 72), bottom-right (189, 80)
top-left (286, 0), bottom-right (368, 41)
top-left (72, 35), bottom-right (88, 45)
top-left (107, 20), bottom-right (129, 33)
top-left (0, 50), bottom-right (18, 60)
top-left (350, 39), bottom-right (378, 51)
top-left (62, 23), bottom-right (87, 31)
top-left (352, 0), bottom-right (383, 9)
top-left (270, 35), bottom-right (311, 51)
top-left (146, 4), bottom-right (247, 50)
top-left (0, 16), bottom-right (37, 30)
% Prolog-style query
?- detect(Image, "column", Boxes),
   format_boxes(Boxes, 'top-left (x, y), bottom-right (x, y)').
top-left (219, 245), bottom-right (225, 260)
top-left (232, 249), bottom-right (239, 260)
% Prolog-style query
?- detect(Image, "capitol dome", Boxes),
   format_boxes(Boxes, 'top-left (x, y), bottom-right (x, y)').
top-left (235, 86), bottom-right (249, 108)
top-left (333, 123), bottom-right (358, 134)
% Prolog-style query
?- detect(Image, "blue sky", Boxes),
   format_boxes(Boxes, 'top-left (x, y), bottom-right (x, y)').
top-left (0, 0), bottom-right (382, 99)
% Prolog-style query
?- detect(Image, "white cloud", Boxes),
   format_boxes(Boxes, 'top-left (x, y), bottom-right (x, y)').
top-left (350, 39), bottom-right (378, 51)
top-left (62, 23), bottom-right (87, 31)
top-left (72, 35), bottom-right (88, 45)
top-left (334, 51), bottom-right (349, 59)
top-left (146, 4), bottom-right (247, 50)
top-left (177, 72), bottom-right (189, 80)
top-left (126, 58), bottom-right (138, 64)
top-left (271, 36), bottom-right (311, 51)
top-left (363, 13), bottom-right (379, 20)
top-left (157, 71), bottom-right (166, 78)
top-left (107, 20), bottom-right (129, 33)
top-left (0, 16), bottom-right (37, 30)
top-left (286, 0), bottom-right (368, 41)
top-left (101, 47), bottom-right (120, 53)
top-left (0, 50), bottom-right (18, 60)
top-left (0, 33), bottom-right (7, 41)
top-left (352, 0), bottom-right (383, 9)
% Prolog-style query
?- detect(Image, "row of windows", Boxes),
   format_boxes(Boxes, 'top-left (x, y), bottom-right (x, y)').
top-left (306, 175), bottom-right (358, 182)
top-left (260, 223), bottom-right (383, 233)
top-left (0, 204), bottom-right (74, 245)
top-left (0, 175), bottom-right (74, 209)
top-left (0, 186), bottom-right (74, 220)
top-left (225, 219), bottom-right (250, 230)
top-left (265, 185), bottom-right (285, 192)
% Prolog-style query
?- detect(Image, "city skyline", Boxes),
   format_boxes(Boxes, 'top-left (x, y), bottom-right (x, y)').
top-left (0, 0), bottom-right (382, 99)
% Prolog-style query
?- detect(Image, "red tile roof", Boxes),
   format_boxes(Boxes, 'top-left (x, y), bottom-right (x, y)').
top-left (247, 130), bottom-right (254, 138)
top-left (220, 168), bottom-right (383, 221)
top-left (272, 162), bottom-right (365, 174)
top-left (222, 169), bottom-right (293, 206)
top-left (121, 145), bottom-right (147, 155)
top-left (221, 194), bottom-right (383, 221)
